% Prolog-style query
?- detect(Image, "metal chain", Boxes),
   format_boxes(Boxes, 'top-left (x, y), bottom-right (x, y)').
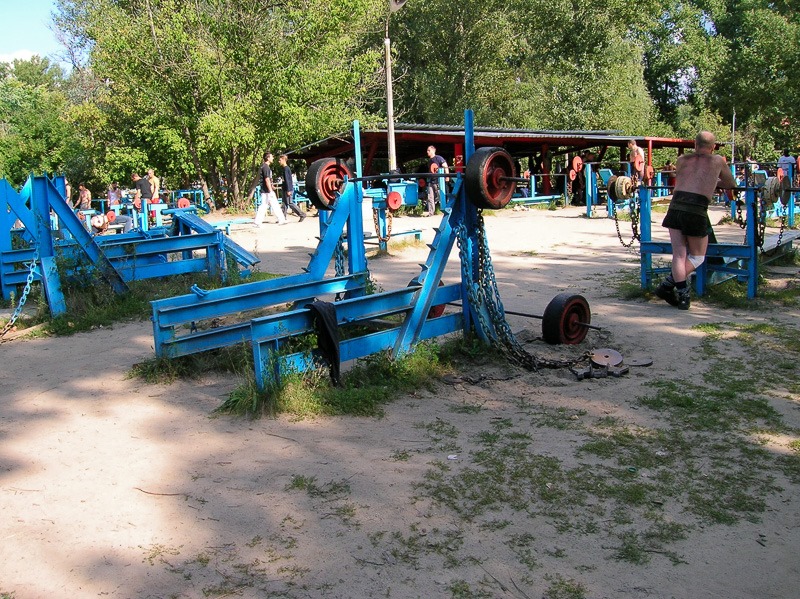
top-left (735, 200), bottom-right (746, 229)
top-left (455, 215), bottom-right (588, 371)
top-left (756, 193), bottom-right (767, 251)
top-left (334, 237), bottom-right (345, 277)
top-left (612, 197), bottom-right (640, 248)
top-left (1, 245), bottom-right (40, 340)
top-left (372, 208), bottom-right (393, 243)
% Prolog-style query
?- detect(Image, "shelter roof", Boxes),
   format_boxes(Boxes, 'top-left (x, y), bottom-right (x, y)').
top-left (288, 122), bottom-right (696, 167)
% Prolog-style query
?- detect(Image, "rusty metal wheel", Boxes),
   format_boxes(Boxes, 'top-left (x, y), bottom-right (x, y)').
top-left (607, 175), bottom-right (619, 202)
top-left (305, 158), bottom-right (353, 210)
top-left (541, 293), bottom-right (591, 345)
top-left (614, 176), bottom-right (634, 200)
top-left (408, 279), bottom-right (445, 318)
top-left (465, 147), bottom-right (516, 209)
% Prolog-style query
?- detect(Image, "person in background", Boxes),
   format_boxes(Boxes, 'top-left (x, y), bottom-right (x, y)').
top-left (77, 183), bottom-right (92, 210)
top-left (131, 172), bottom-right (152, 205)
top-left (777, 149), bottom-right (796, 178)
top-left (278, 154), bottom-right (306, 222)
top-left (628, 139), bottom-right (645, 180)
top-left (654, 131), bottom-right (737, 310)
top-left (254, 152), bottom-right (286, 227)
top-left (64, 179), bottom-right (73, 208)
top-left (107, 182), bottom-right (122, 206)
top-left (425, 145), bottom-right (449, 216)
top-left (147, 169), bottom-right (161, 203)
top-left (661, 160), bottom-right (676, 188)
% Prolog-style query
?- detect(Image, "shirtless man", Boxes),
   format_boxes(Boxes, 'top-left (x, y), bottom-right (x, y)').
top-left (628, 139), bottom-right (645, 180)
top-left (655, 131), bottom-right (737, 310)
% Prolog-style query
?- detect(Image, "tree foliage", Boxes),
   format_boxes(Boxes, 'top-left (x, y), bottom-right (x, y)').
top-left (0, 0), bottom-right (797, 198)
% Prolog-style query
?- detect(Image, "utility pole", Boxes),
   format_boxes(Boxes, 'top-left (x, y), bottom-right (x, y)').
top-left (385, 0), bottom-right (407, 172)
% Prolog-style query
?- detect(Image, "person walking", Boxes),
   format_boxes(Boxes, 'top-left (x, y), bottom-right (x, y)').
top-left (278, 154), bottom-right (306, 222)
top-left (654, 131), bottom-right (737, 310)
top-left (424, 145), bottom-right (449, 216)
top-left (254, 152), bottom-right (286, 227)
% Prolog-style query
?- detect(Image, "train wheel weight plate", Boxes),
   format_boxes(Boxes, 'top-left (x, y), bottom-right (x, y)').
top-left (305, 157), bottom-right (353, 210)
top-left (591, 348), bottom-right (623, 367)
top-left (386, 191), bottom-right (403, 210)
top-left (607, 176), bottom-right (618, 202)
top-left (465, 147), bottom-right (516, 209)
top-left (541, 293), bottom-right (591, 345)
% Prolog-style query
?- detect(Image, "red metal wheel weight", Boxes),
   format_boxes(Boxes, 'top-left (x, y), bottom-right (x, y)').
top-left (386, 191), bottom-right (403, 211)
top-left (776, 168), bottom-right (785, 182)
top-left (133, 198), bottom-right (142, 210)
top-left (78, 211), bottom-right (86, 221)
top-left (571, 155), bottom-right (583, 172)
top-left (305, 157), bottom-right (353, 210)
top-left (645, 165), bottom-right (655, 180)
top-left (465, 147), bottom-right (516, 209)
top-left (541, 293), bottom-right (591, 345)
top-left (568, 169), bottom-right (577, 181)
top-left (418, 178), bottom-right (427, 189)
top-left (633, 155), bottom-right (645, 172)
top-left (408, 279), bottom-right (446, 318)
top-left (177, 198), bottom-right (191, 209)
top-left (106, 211), bottom-right (116, 223)
top-left (430, 162), bottom-right (440, 174)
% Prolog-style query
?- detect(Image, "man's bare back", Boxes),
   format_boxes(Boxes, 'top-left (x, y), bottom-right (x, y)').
top-left (673, 150), bottom-right (736, 200)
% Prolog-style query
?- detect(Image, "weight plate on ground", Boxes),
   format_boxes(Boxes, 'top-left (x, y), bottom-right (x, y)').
top-left (465, 147), bottom-right (516, 209)
top-left (590, 348), bottom-right (623, 367)
top-left (386, 191), bottom-right (403, 210)
top-left (625, 357), bottom-right (653, 367)
top-left (541, 293), bottom-right (591, 345)
top-left (305, 157), bottom-right (353, 210)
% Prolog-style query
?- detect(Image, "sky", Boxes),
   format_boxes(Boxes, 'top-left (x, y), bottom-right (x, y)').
top-left (0, 0), bottom-right (63, 64)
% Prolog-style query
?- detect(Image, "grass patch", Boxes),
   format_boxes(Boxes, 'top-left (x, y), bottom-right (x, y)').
top-left (217, 339), bottom-right (452, 419)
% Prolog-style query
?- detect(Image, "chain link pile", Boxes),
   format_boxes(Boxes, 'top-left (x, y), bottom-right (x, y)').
top-left (455, 213), bottom-right (588, 371)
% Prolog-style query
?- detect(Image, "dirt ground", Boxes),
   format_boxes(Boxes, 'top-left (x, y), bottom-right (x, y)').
top-left (1, 203), bottom-right (798, 599)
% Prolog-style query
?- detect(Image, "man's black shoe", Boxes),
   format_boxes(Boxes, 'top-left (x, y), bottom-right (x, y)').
top-left (655, 282), bottom-right (680, 307)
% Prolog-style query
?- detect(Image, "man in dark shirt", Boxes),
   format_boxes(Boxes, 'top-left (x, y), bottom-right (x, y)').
top-left (425, 145), bottom-right (449, 216)
top-left (254, 152), bottom-right (286, 226)
top-left (131, 172), bottom-right (152, 205)
top-left (278, 154), bottom-right (306, 222)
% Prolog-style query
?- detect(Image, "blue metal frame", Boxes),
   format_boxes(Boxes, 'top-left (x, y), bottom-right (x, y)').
top-left (1, 175), bottom-right (259, 317)
top-left (637, 185), bottom-right (798, 299)
top-left (151, 110), bottom-right (503, 391)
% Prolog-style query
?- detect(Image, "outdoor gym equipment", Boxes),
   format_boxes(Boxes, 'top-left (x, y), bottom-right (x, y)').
top-left (0, 174), bottom-right (259, 318)
top-left (638, 184), bottom-right (799, 298)
top-left (150, 112), bottom-right (597, 390)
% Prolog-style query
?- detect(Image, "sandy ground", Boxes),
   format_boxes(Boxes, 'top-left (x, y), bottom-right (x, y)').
top-left (1, 203), bottom-right (798, 599)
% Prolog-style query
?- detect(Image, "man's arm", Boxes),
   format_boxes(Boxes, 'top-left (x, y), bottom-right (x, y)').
top-left (716, 157), bottom-right (737, 188)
